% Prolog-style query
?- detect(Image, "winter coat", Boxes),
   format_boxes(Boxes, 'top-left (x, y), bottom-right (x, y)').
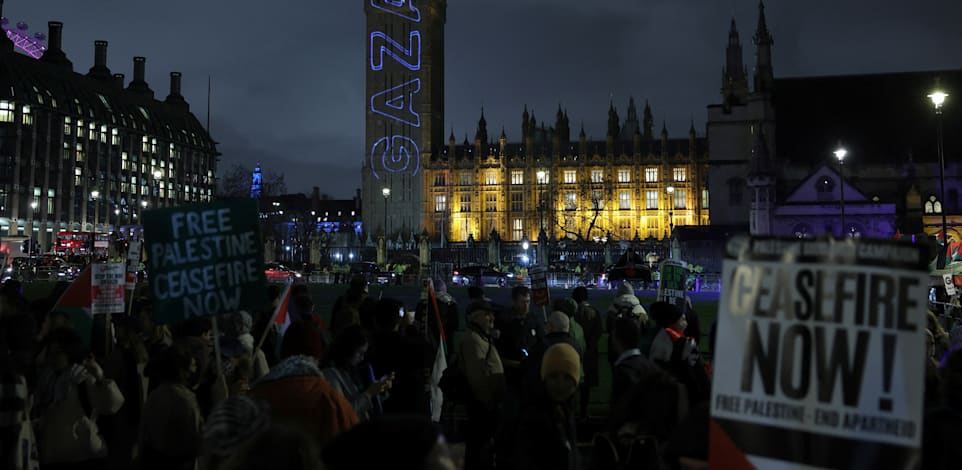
top-left (606, 294), bottom-right (649, 365)
top-left (523, 332), bottom-right (582, 403)
top-left (575, 301), bottom-right (603, 386)
top-left (139, 382), bottom-right (202, 470)
top-left (37, 374), bottom-right (124, 464)
top-left (249, 356), bottom-right (359, 446)
top-left (611, 351), bottom-right (660, 407)
top-left (459, 328), bottom-right (505, 409)
top-left (515, 394), bottom-right (580, 470)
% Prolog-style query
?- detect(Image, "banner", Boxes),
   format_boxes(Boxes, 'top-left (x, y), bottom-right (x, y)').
top-left (710, 236), bottom-right (928, 470)
top-left (942, 274), bottom-right (957, 296)
top-left (658, 259), bottom-right (688, 310)
top-left (143, 199), bottom-right (268, 323)
top-left (91, 263), bottom-right (125, 315)
top-left (126, 239), bottom-right (141, 290)
top-left (529, 265), bottom-right (550, 306)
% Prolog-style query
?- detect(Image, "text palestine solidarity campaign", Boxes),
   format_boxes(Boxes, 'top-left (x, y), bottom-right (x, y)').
top-left (150, 231), bottom-right (260, 300)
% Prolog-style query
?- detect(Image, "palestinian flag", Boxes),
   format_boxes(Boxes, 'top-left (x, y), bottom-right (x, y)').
top-left (51, 266), bottom-right (93, 346)
top-left (256, 283), bottom-right (292, 351)
top-left (427, 283), bottom-right (448, 422)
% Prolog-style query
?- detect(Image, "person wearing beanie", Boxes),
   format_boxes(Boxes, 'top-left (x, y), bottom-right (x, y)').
top-left (606, 282), bottom-right (649, 367)
top-left (459, 300), bottom-right (504, 469)
top-left (322, 414), bottom-right (457, 470)
top-left (515, 343), bottom-right (582, 470)
top-left (523, 311), bottom-right (583, 404)
top-left (647, 302), bottom-right (711, 407)
top-left (572, 286), bottom-right (602, 419)
top-left (248, 322), bottom-right (359, 448)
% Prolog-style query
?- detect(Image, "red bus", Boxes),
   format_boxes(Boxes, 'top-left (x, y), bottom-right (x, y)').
top-left (55, 231), bottom-right (110, 254)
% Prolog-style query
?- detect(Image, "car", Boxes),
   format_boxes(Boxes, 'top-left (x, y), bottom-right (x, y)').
top-left (264, 263), bottom-right (303, 283)
top-left (349, 262), bottom-right (395, 285)
top-left (452, 265), bottom-right (507, 287)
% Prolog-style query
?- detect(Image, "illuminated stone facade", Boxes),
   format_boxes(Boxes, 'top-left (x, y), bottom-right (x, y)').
top-left (423, 102), bottom-right (709, 243)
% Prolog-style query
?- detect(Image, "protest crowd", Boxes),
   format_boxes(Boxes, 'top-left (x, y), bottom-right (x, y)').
top-left (1, 270), bottom-right (961, 470)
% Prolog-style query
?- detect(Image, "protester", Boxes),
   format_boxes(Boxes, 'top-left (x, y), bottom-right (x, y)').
top-left (201, 395), bottom-right (272, 470)
top-left (523, 311), bottom-right (582, 403)
top-left (140, 343), bottom-right (203, 470)
top-left (648, 302), bottom-right (711, 406)
top-left (220, 310), bottom-right (269, 381)
top-left (33, 327), bottom-right (124, 468)
top-left (366, 298), bottom-right (433, 415)
top-left (515, 343), bottom-right (582, 470)
top-left (572, 286), bottom-right (602, 419)
top-left (0, 312), bottom-right (39, 470)
top-left (321, 325), bottom-right (392, 422)
top-left (923, 347), bottom-right (962, 469)
top-left (552, 298), bottom-right (586, 356)
top-left (331, 276), bottom-right (375, 336)
top-left (610, 315), bottom-right (658, 408)
top-left (605, 282), bottom-right (648, 366)
top-left (249, 320), bottom-right (359, 447)
top-left (460, 300), bottom-right (505, 470)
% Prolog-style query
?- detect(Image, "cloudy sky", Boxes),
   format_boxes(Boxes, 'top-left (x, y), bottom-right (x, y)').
top-left (8, 0), bottom-right (960, 197)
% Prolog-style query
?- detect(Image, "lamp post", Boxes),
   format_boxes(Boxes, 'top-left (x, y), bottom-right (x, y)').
top-left (91, 190), bottom-right (100, 233)
top-left (834, 147), bottom-right (848, 237)
top-left (381, 187), bottom-right (391, 238)
top-left (666, 186), bottom-right (675, 258)
top-left (29, 200), bottom-right (37, 258)
top-left (929, 90), bottom-right (949, 247)
top-left (153, 170), bottom-right (162, 208)
top-left (522, 235), bottom-right (530, 266)
top-left (536, 170), bottom-right (546, 234)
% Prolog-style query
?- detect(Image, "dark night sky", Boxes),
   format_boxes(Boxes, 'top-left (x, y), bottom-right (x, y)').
top-left (8, 0), bottom-right (961, 197)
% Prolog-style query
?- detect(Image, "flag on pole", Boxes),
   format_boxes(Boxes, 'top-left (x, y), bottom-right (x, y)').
top-left (51, 266), bottom-right (93, 346)
top-left (256, 283), bottom-right (292, 352)
top-left (427, 282), bottom-right (448, 422)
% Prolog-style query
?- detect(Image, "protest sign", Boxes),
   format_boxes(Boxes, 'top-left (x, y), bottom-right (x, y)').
top-left (942, 274), bottom-right (957, 296)
top-left (710, 236), bottom-right (929, 470)
top-left (529, 265), bottom-right (550, 306)
top-left (126, 239), bottom-right (141, 290)
top-left (92, 262), bottom-right (125, 315)
top-left (143, 199), bottom-right (268, 323)
top-left (658, 259), bottom-right (688, 310)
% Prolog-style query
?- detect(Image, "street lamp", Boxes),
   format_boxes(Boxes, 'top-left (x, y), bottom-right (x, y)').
top-left (928, 90), bottom-right (949, 248)
top-left (835, 147), bottom-right (848, 236)
top-left (666, 186), bottom-right (675, 258)
top-left (536, 170), bottom-right (546, 233)
top-left (91, 190), bottom-right (100, 233)
top-left (521, 235), bottom-right (530, 266)
top-left (29, 200), bottom-right (37, 258)
top-left (381, 187), bottom-right (391, 237)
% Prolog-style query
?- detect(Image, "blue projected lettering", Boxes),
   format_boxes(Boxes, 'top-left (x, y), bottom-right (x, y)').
top-left (370, 0), bottom-right (421, 23)
top-left (370, 30), bottom-right (421, 71)
top-left (370, 78), bottom-right (421, 128)
top-left (370, 135), bottom-right (421, 178)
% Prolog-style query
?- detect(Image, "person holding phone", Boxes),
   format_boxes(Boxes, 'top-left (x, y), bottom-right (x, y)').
top-left (321, 325), bottom-right (392, 422)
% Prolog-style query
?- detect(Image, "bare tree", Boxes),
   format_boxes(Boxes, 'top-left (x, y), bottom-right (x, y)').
top-left (554, 179), bottom-right (613, 242)
top-left (218, 164), bottom-right (288, 198)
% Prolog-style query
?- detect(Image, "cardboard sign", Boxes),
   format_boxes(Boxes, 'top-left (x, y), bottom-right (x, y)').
top-left (657, 259), bottom-right (688, 310)
top-left (943, 274), bottom-right (957, 296)
top-left (143, 199), bottom-right (268, 324)
top-left (529, 265), bottom-right (550, 306)
top-left (91, 263), bottom-right (125, 315)
top-left (710, 236), bottom-right (928, 470)
top-left (126, 239), bottom-right (141, 290)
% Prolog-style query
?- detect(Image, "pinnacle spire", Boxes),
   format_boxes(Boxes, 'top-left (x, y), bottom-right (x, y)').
top-left (755, 1), bottom-right (771, 43)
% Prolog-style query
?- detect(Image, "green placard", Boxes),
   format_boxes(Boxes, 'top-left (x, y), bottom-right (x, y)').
top-left (657, 259), bottom-right (689, 310)
top-left (143, 199), bottom-right (268, 324)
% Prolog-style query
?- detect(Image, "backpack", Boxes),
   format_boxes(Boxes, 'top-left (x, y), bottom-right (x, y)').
top-left (593, 431), bottom-right (668, 470)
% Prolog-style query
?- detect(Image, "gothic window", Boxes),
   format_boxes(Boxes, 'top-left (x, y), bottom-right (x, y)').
top-left (617, 169), bottom-right (631, 183)
top-left (565, 192), bottom-right (577, 210)
top-left (926, 196), bottom-right (942, 214)
top-left (645, 168), bottom-right (658, 182)
top-left (591, 170), bottom-right (604, 183)
top-left (728, 177), bottom-right (745, 205)
top-left (512, 218), bottom-right (523, 241)
top-left (563, 170), bottom-right (577, 184)
top-left (510, 192), bottom-right (523, 212)
top-left (510, 170), bottom-right (523, 185)
top-left (674, 189), bottom-right (687, 209)
top-left (619, 191), bottom-right (631, 210)
top-left (434, 195), bottom-right (446, 212)
top-left (816, 177), bottom-right (835, 201)
top-left (646, 191), bottom-right (659, 210)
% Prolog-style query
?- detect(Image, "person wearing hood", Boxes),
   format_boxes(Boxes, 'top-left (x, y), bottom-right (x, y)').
top-left (220, 310), bottom-right (269, 381)
top-left (605, 282), bottom-right (649, 366)
top-left (248, 320), bottom-right (359, 448)
top-left (515, 343), bottom-right (582, 470)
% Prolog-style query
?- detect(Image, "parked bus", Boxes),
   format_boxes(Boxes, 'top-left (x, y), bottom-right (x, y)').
top-left (55, 231), bottom-right (110, 255)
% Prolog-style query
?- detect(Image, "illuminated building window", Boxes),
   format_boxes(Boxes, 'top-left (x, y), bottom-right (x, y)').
top-left (460, 194), bottom-right (472, 212)
top-left (591, 170), bottom-right (603, 183)
top-left (646, 190), bottom-right (659, 209)
top-left (673, 168), bottom-right (687, 182)
top-left (512, 218), bottom-right (523, 240)
top-left (619, 191), bottom-right (630, 210)
top-left (434, 174), bottom-right (446, 186)
top-left (645, 168), bottom-right (658, 182)
top-left (75, 143), bottom-right (84, 163)
top-left (0, 101), bottom-right (14, 123)
top-left (591, 190), bottom-right (604, 210)
top-left (565, 192), bottom-right (577, 210)
top-left (485, 171), bottom-right (497, 185)
top-left (435, 195), bottom-right (446, 212)
top-left (702, 189), bottom-right (709, 209)
top-left (100, 125), bottom-right (107, 143)
top-left (510, 192), bottom-right (523, 212)
top-left (63, 142), bottom-right (70, 160)
top-left (486, 193), bottom-right (497, 212)
top-left (617, 169), bottom-right (631, 183)
top-left (674, 189), bottom-right (687, 209)
top-left (88, 122), bottom-right (96, 140)
top-left (142, 136), bottom-right (150, 152)
top-left (511, 170), bottom-right (523, 185)
top-left (563, 170), bottom-right (577, 184)
top-left (21, 106), bottom-right (32, 125)
top-left (64, 116), bottom-right (72, 135)
top-left (926, 196), bottom-right (942, 214)
top-left (536, 170), bottom-right (549, 184)
top-left (459, 172), bottom-right (473, 186)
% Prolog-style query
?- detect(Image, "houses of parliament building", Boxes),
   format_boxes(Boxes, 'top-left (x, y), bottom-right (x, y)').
top-left (422, 102), bottom-right (708, 244)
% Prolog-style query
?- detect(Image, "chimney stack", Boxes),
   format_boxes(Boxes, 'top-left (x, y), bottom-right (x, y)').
top-left (113, 73), bottom-right (125, 89)
top-left (40, 21), bottom-right (73, 70)
top-left (87, 40), bottom-right (112, 81)
top-left (126, 56), bottom-right (154, 99)
top-left (169, 72), bottom-right (182, 96)
top-left (164, 72), bottom-right (189, 111)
